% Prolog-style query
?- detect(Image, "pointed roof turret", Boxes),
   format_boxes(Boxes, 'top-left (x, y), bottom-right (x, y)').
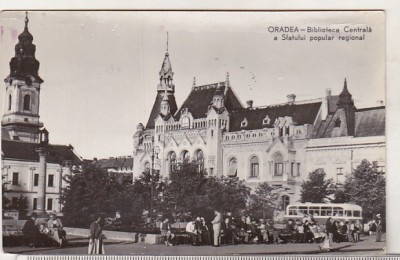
top-left (5, 11), bottom-right (43, 84)
top-left (337, 78), bottom-right (354, 108)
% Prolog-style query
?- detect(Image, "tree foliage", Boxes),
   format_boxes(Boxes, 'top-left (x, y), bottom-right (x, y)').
top-left (60, 163), bottom-right (137, 227)
top-left (248, 182), bottom-right (280, 220)
top-left (343, 160), bottom-right (385, 220)
top-left (163, 162), bottom-right (250, 220)
top-left (300, 168), bottom-right (334, 203)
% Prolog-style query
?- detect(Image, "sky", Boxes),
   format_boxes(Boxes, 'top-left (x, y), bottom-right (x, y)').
top-left (0, 11), bottom-right (385, 159)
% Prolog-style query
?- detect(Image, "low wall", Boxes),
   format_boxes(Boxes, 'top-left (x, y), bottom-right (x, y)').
top-left (63, 227), bottom-right (162, 244)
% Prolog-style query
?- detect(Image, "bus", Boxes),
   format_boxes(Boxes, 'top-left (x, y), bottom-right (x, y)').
top-left (284, 203), bottom-right (363, 224)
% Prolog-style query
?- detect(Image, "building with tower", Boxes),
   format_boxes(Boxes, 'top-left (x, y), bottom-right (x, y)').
top-left (1, 13), bottom-right (81, 217)
top-left (132, 48), bottom-right (385, 210)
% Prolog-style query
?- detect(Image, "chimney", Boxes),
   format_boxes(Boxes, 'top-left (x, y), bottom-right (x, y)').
top-left (287, 94), bottom-right (296, 103)
top-left (326, 88), bottom-right (332, 97)
top-left (246, 100), bottom-right (253, 109)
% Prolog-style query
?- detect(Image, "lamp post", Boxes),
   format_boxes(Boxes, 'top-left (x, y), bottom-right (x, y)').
top-left (150, 145), bottom-right (160, 217)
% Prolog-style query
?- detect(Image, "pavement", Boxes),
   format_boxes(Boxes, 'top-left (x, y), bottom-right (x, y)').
top-left (3, 233), bottom-right (386, 256)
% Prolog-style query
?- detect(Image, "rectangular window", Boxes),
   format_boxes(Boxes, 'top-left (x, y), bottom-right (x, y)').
top-left (291, 163), bottom-right (295, 176)
top-left (209, 168), bottom-right (214, 176)
top-left (47, 198), bottom-right (53, 211)
top-left (33, 198), bottom-right (37, 210)
top-left (250, 163), bottom-right (259, 177)
top-left (12, 172), bottom-right (19, 185)
top-left (274, 163), bottom-right (283, 176)
top-left (48, 175), bottom-right (54, 187)
top-left (211, 130), bottom-right (214, 137)
top-left (34, 174), bottom-right (39, 186)
top-left (297, 163), bottom-right (300, 176)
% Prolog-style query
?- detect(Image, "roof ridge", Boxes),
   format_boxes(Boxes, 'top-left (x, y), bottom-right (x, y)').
top-left (231, 98), bottom-right (323, 113)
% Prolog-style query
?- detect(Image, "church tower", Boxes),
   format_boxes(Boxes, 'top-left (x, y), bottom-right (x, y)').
top-left (145, 40), bottom-right (178, 129)
top-left (2, 12), bottom-right (44, 143)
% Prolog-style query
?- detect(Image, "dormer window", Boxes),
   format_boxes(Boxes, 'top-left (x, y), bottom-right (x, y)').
top-left (241, 118), bottom-right (248, 128)
top-left (334, 117), bottom-right (341, 127)
top-left (181, 116), bottom-right (190, 128)
top-left (262, 115), bottom-right (271, 125)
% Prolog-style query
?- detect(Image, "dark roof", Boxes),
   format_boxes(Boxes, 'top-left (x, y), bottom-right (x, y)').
top-left (2, 140), bottom-right (82, 165)
top-left (146, 93), bottom-right (178, 129)
top-left (229, 101), bottom-right (322, 132)
top-left (314, 106), bottom-right (385, 138)
top-left (354, 106), bottom-right (385, 137)
top-left (96, 157), bottom-right (133, 170)
top-left (175, 82), bottom-right (243, 120)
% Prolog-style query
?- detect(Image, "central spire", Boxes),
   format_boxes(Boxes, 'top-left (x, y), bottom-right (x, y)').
top-left (166, 31), bottom-right (169, 54)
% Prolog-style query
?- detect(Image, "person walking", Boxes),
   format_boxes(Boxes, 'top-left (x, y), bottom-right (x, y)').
top-left (22, 212), bottom-right (40, 248)
top-left (211, 209), bottom-right (222, 247)
top-left (375, 214), bottom-right (383, 242)
top-left (88, 215), bottom-right (105, 254)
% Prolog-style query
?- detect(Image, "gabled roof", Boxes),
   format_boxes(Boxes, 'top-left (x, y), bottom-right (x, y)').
top-left (96, 156), bottom-right (133, 170)
top-left (175, 82), bottom-right (243, 120)
top-left (229, 101), bottom-right (322, 132)
top-left (2, 140), bottom-right (82, 165)
top-left (145, 93), bottom-right (178, 129)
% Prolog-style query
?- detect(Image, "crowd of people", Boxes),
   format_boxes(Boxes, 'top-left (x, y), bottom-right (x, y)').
top-left (158, 210), bottom-right (384, 250)
top-left (21, 212), bottom-right (67, 248)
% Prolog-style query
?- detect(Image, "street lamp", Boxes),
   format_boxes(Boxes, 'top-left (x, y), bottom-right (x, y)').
top-left (150, 145), bottom-right (160, 217)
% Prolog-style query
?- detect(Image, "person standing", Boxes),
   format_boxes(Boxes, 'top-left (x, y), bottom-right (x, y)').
top-left (375, 214), bottom-right (383, 242)
top-left (88, 215), bottom-right (105, 254)
top-left (22, 212), bottom-right (40, 248)
top-left (320, 217), bottom-right (333, 251)
top-left (211, 210), bottom-right (222, 247)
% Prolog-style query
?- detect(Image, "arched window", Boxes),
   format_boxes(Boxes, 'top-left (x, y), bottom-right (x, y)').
top-left (227, 158), bottom-right (238, 177)
top-left (8, 95), bottom-right (12, 110)
top-left (250, 156), bottom-right (259, 178)
top-left (274, 153), bottom-right (284, 176)
top-left (181, 150), bottom-right (190, 163)
top-left (181, 117), bottom-right (190, 128)
top-left (143, 161), bottom-right (150, 173)
top-left (23, 94), bottom-right (31, 111)
top-left (167, 151), bottom-right (177, 174)
top-left (281, 195), bottom-right (290, 211)
top-left (194, 150), bottom-right (204, 173)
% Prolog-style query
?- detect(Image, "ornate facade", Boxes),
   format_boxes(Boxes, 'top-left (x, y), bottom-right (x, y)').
top-left (132, 50), bottom-right (385, 207)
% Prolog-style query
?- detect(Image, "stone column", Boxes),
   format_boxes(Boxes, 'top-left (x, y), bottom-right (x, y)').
top-left (36, 147), bottom-right (47, 214)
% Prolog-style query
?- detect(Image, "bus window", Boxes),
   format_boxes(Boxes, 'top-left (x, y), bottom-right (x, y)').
top-left (288, 206), bottom-right (297, 215)
top-left (345, 210), bottom-right (352, 217)
top-left (353, 211), bottom-right (361, 217)
top-left (309, 206), bottom-right (320, 216)
top-left (321, 206), bottom-right (331, 216)
top-left (299, 206), bottom-right (307, 215)
top-left (333, 207), bottom-right (344, 217)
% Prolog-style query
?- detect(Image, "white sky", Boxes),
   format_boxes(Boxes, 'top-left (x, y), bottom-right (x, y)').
top-left (0, 11), bottom-right (385, 159)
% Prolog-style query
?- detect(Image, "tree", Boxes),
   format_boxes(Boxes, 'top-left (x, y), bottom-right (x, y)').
top-left (2, 173), bottom-right (11, 216)
top-left (203, 176), bottom-right (250, 216)
top-left (343, 160), bottom-right (385, 220)
top-left (60, 163), bottom-right (140, 227)
top-left (300, 168), bottom-right (334, 203)
top-left (247, 182), bottom-right (280, 220)
top-left (163, 162), bottom-right (208, 215)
